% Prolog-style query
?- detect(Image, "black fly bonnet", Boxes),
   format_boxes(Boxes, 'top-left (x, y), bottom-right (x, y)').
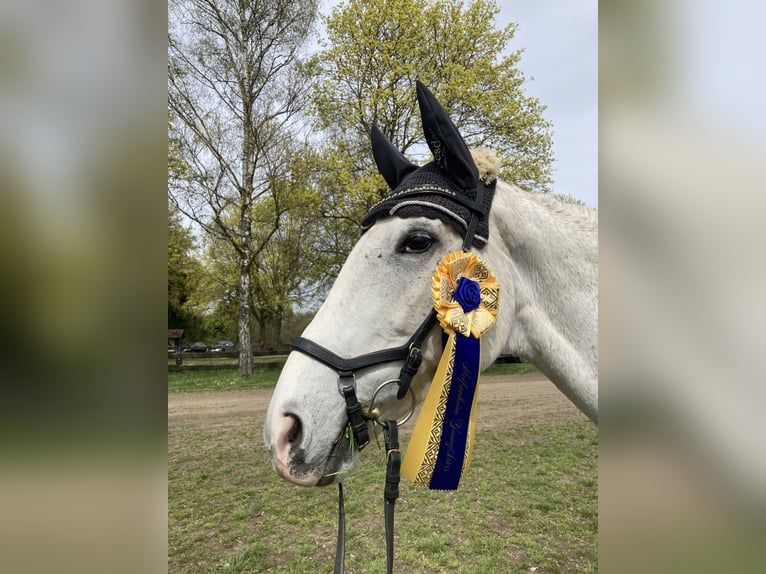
top-left (361, 81), bottom-right (497, 250)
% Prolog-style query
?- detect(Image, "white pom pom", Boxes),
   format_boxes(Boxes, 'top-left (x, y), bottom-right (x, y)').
top-left (470, 148), bottom-right (500, 183)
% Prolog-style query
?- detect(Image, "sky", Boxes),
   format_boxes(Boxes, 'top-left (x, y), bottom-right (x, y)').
top-left (494, 1), bottom-right (598, 207)
top-left (318, 0), bottom-right (598, 207)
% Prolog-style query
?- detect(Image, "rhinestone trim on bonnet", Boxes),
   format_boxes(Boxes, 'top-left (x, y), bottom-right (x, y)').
top-left (361, 162), bottom-right (497, 249)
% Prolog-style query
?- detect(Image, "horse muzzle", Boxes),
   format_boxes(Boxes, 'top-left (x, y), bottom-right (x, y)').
top-left (266, 407), bottom-right (356, 487)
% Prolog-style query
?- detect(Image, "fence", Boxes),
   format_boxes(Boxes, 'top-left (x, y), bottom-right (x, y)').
top-left (168, 347), bottom-right (290, 372)
top-left (169, 348), bottom-right (522, 372)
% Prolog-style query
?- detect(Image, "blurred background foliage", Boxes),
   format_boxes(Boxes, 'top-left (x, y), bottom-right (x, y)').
top-left (1, 0), bottom-right (764, 573)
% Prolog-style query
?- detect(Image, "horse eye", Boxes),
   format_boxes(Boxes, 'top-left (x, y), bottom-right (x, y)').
top-left (400, 232), bottom-right (434, 253)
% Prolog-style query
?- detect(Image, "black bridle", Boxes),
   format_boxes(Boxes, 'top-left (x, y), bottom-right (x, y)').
top-left (289, 186), bottom-right (486, 574)
top-left (291, 310), bottom-right (438, 574)
top-left (290, 169), bottom-right (487, 442)
top-left (287, 82), bottom-right (492, 573)
top-left (292, 307), bottom-right (438, 442)
top-left (291, 174), bottom-right (486, 454)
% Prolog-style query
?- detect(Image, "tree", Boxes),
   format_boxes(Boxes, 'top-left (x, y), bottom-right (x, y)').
top-left (268, 137), bottom-right (382, 284)
top-left (168, 0), bottom-right (318, 375)
top-left (168, 204), bottom-right (197, 325)
top-left (184, 144), bottom-right (333, 347)
top-left (182, 230), bottom-right (238, 342)
top-left (168, 118), bottom-right (204, 339)
top-left (310, 0), bottom-right (554, 237)
top-left (249, 155), bottom-right (333, 343)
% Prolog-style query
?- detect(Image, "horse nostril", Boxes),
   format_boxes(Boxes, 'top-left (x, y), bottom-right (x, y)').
top-left (273, 412), bottom-right (305, 477)
top-left (284, 413), bottom-right (302, 446)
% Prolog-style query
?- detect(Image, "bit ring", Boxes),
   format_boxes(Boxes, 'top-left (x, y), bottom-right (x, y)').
top-left (368, 379), bottom-right (416, 427)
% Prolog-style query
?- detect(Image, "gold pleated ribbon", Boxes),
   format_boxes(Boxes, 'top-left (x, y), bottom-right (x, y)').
top-left (401, 251), bottom-right (499, 489)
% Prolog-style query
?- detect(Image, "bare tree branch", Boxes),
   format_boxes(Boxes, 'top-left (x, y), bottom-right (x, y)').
top-left (169, 0), bottom-right (317, 374)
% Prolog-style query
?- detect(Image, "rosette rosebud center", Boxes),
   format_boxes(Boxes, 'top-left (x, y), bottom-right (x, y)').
top-left (454, 277), bottom-right (482, 312)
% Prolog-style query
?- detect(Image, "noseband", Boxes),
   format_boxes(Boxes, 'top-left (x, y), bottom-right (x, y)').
top-left (292, 308), bottom-right (438, 448)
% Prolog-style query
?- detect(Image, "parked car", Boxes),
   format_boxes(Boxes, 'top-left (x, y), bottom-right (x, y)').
top-left (210, 340), bottom-right (235, 352)
top-left (182, 341), bottom-right (208, 352)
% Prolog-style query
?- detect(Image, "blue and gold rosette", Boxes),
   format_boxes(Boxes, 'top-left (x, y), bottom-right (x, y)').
top-left (402, 251), bottom-right (499, 489)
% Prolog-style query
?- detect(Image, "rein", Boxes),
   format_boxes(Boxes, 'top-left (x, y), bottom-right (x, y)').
top-left (333, 419), bottom-right (400, 574)
top-left (292, 311), bottom-right (436, 574)
top-left (289, 185), bottom-right (488, 573)
top-left (287, 83), bottom-right (494, 572)
top-left (290, 221), bottom-right (482, 573)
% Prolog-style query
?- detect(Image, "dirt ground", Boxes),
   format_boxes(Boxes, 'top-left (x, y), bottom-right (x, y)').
top-left (168, 372), bottom-right (588, 432)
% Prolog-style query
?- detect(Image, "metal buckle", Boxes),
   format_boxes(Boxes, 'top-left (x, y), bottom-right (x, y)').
top-left (407, 342), bottom-right (422, 364)
top-left (337, 371), bottom-right (356, 396)
top-left (368, 379), bottom-right (416, 427)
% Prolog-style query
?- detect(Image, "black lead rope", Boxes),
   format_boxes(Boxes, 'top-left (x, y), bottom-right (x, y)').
top-left (334, 482), bottom-right (346, 574)
top-left (334, 420), bottom-right (400, 574)
top-left (383, 421), bottom-right (400, 574)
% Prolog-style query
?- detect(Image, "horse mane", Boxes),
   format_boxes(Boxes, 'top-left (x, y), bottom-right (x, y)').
top-left (467, 145), bottom-right (596, 233)
top-left (503, 180), bottom-right (598, 233)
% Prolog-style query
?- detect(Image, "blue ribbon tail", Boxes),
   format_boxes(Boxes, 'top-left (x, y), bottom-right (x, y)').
top-left (429, 334), bottom-right (480, 490)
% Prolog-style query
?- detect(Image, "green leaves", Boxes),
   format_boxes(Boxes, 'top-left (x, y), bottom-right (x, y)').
top-left (169, 0), bottom-right (557, 347)
top-left (168, 203), bottom-right (201, 330)
top-left (311, 0), bottom-right (554, 206)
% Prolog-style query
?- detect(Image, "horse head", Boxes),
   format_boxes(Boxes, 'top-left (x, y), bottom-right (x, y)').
top-left (264, 82), bottom-right (507, 485)
top-left (263, 82), bottom-right (598, 487)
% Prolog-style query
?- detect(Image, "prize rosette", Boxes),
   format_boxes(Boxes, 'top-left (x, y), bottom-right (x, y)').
top-left (401, 251), bottom-right (499, 489)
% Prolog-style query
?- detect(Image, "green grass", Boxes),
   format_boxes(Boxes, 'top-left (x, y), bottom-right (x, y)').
top-left (168, 368), bottom-right (282, 392)
top-left (168, 359), bottom-right (538, 393)
top-left (168, 356), bottom-right (287, 392)
top-left (169, 419), bottom-right (597, 573)
top-left (483, 361), bottom-right (539, 376)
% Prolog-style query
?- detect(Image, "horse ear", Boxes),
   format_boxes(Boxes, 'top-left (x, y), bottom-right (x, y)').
top-left (416, 80), bottom-right (479, 190)
top-left (371, 125), bottom-right (418, 190)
